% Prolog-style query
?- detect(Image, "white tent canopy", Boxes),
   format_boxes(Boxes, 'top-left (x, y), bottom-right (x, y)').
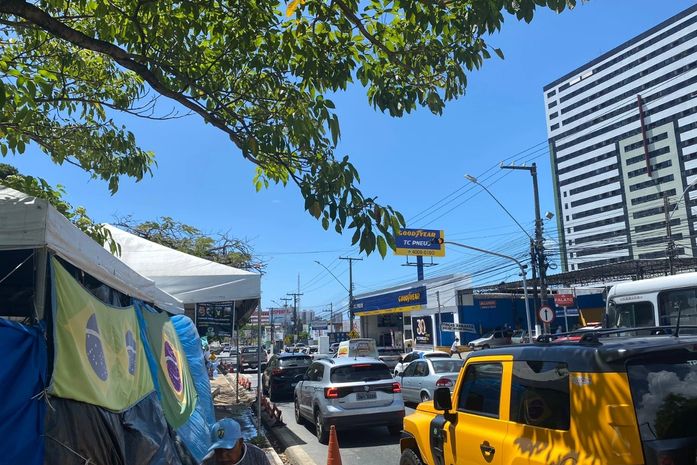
top-left (103, 225), bottom-right (261, 305)
top-left (0, 185), bottom-right (184, 314)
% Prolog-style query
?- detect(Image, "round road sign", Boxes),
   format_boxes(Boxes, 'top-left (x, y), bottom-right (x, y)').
top-left (538, 306), bottom-right (555, 324)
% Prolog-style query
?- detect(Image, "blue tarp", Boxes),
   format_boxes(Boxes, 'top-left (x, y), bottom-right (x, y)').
top-left (172, 315), bottom-right (214, 462)
top-left (0, 319), bottom-right (47, 465)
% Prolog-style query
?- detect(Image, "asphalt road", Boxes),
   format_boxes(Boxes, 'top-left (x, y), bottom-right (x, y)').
top-left (273, 396), bottom-right (415, 465)
top-left (247, 371), bottom-right (415, 465)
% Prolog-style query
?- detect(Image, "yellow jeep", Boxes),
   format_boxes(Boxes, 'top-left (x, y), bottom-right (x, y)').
top-left (400, 332), bottom-right (697, 465)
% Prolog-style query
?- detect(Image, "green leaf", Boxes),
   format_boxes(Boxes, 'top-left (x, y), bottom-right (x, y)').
top-left (377, 235), bottom-right (387, 257)
top-left (493, 48), bottom-right (505, 59)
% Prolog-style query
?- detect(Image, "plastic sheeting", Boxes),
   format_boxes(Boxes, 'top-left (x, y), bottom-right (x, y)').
top-left (44, 392), bottom-right (186, 465)
top-left (172, 315), bottom-right (214, 462)
top-left (0, 319), bottom-right (46, 465)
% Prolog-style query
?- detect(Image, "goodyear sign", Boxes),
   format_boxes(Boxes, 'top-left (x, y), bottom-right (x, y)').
top-left (352, 286), bottom-right (427, 316)
top-left (395, 228), bottom-right (445, 257)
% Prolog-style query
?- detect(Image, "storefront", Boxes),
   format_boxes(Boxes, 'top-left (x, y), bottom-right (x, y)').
top-left (353, 273), bottom-right (470, 350)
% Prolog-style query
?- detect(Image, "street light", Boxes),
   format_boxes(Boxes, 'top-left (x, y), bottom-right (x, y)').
top-left (464, 174), bottom-right (533, 240)
top-left (442, 240), bottom-right (534, 340)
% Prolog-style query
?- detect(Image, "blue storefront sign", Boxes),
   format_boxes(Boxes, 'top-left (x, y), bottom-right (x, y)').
top-left (394, 229), bottom-right (445, 257)
top-left (353, 286), bottom-right (427, 316)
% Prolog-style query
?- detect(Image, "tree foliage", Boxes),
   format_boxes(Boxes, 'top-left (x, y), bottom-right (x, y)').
top-left (115, 215), bottom-right (264, 272)
top-left (0, 162), bottom-right (120, 252)
top-left (0, 0), bottom-right (578, 256)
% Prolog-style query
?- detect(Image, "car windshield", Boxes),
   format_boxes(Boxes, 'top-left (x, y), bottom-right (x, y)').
top-left (512, 330), bottom-right (524, 337)
top-left (627, 352), bottom-right (697, 442)
top-left (480, 331), bottom-right (494, 338)
top-left (279, 356), bottom-right (312, 367)
top-left (431, 359), bottom-right (464, 373)
top-left (330, 363), bottom-right (392, 383)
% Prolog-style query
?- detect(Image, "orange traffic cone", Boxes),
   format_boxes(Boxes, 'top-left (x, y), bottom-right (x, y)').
top-left (326, 425), bottom-right (342, 465)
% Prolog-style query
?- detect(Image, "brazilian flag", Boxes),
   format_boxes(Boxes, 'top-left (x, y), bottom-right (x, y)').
top-left (49, 257), bottom-right (154, 411)
top-left (140, 308), bottom-right (197, 428)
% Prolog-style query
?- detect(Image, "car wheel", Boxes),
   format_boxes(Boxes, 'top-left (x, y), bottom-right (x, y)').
top-left (314, 409), bottom-right (329, 444)
top-left (388, 424), bottom-right (402, 435)
top-left (399, 449), bottom-right (423, 465)
top-left (294, 398), bottom-right (303, 425)
top-left (420, 391), bottom-right (430, 402)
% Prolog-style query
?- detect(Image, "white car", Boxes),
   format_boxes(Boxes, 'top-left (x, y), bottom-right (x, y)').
top-left (468, 330), bottom-right (512, 350)
top-left (392, 350), bottom-right (451, 377)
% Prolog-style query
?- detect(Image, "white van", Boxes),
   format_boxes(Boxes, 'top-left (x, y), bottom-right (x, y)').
top-left (336, 338), bottom-right (379, 358)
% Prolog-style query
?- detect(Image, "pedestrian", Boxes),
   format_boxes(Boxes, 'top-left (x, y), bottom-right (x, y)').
top-left (450, 337), bottom-right (462, 359)
top-left (202, 418), bottom-right (272, 465)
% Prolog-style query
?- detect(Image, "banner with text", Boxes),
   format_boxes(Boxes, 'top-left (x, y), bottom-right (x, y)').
top-left (353, 286), bottom-right (427, 316)
top-left (196, 301), bottom-right (234, 338)
top-left (412, 316), bottom-right (434, 345)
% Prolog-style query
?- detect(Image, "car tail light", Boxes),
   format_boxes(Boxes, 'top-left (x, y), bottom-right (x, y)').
top-left (325, 387), bottom-right (340, 399)
top-left (436, 377), bottom-right (453, 388)
top-left (272, 368), bottom-right (282, 376)
top-left (392, 382), bottom-right (401, 393)
top-left (351, 364), bottom-right (371, 368)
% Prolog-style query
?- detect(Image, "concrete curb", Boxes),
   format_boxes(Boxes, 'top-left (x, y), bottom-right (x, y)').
top-left (261, 414), bottom-right (320, 465)
top-left (263, 447), bottom-right (285, 465)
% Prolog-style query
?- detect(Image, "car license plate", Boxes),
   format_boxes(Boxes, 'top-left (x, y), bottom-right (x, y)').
top-left (356, 391), bottom-right (377, 400)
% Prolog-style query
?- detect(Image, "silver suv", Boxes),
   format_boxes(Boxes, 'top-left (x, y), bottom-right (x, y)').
top-left (293, 357), bottom-right (405, 443)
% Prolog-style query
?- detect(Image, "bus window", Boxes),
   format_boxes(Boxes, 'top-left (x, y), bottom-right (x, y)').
top-left (658, 289), bottom-right (697, 326)
top-left (607, 301), bottom-right (655, 328)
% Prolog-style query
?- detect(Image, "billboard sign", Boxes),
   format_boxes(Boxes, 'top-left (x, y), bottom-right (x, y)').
top-left (394, 228), bottom-right (445, 257)
top-left (196, 301), bottom-right (234, 337)
top-left (353, 286), bottom-right (427, 316)
top-left (553, 294), bottom-right (575, 307)
top-left (312, 320), bottom-right (328, 330)
top-left (412, 316), bottom-right (434, 345)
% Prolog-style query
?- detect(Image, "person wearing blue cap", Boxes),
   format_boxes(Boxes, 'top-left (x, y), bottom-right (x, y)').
top-left (202, 418), bottom-right (272, 465)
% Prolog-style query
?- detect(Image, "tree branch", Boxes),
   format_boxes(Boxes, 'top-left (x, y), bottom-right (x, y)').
top-left (0, 0), bottom-right (249, 152)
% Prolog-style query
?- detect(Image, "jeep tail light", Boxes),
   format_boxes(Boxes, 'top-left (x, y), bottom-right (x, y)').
top-left (436, 377), bottom-right (453, 388)
top-left (325, 387), bottom-right (340, 399)
top-left (272, 368), bottom-right (282, 376)
top-left (392, 382), bottom-right (401, 393)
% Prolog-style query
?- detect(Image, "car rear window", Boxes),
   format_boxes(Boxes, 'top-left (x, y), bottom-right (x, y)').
top-left (627, 352), bottom-right (697, 442)
top-left (425, 352), bottom-right (450, 359)
top-left (432, 359), bottom-right (464, 373)
top-left (330, 363), bottom-right (392, 383)
top-left (279, 356), bottom-right (311, 367)
top-left (242, 347), bottom-right (260, 353)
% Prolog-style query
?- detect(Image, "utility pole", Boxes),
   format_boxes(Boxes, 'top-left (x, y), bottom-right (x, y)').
top-left (664, 194), bottom-right (675, 275)
top-left (329, 302), bottom-right (334, 333)
top-left (286, 292), bottom-right (303, 340)
top-left (436, 291), bottom-right (442, 347)
top-left (501, 162), bottom-right (549, 333)
top-left (280, 297), bottom-right (292, 343)
top-left (340, 256), bottom-right (363, 333)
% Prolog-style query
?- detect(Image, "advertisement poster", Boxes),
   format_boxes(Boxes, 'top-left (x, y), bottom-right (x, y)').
top-left (196, 302), bottom-right (234, 338)
top-left (412, 316), bottom-right (433, 345)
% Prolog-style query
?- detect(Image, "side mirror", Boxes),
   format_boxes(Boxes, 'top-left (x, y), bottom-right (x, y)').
top-left (433, 387), bottom-right (452, 411)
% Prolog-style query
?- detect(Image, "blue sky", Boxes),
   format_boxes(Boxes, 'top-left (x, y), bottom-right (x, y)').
top-left (6, 0), bottom-right (696, 321)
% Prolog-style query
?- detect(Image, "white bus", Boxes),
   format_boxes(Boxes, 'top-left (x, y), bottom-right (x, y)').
top-left (606, 272), bottom-right (697, 328)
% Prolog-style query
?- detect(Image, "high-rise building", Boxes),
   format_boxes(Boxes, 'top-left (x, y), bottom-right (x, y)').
top-left (545, 5), bottom-right (697, 272)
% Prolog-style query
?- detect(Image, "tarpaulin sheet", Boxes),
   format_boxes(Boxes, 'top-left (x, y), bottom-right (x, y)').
top-left (49, 257), bottom-right (154, 411)
top-left (0, 319), bottom-right (46, 465)
top-left (44, 392), bottom-right (184, 465)
top-left (172, 315), bottom-right (214, 461)
top-left (137, 305), bottom-right (197, 429)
